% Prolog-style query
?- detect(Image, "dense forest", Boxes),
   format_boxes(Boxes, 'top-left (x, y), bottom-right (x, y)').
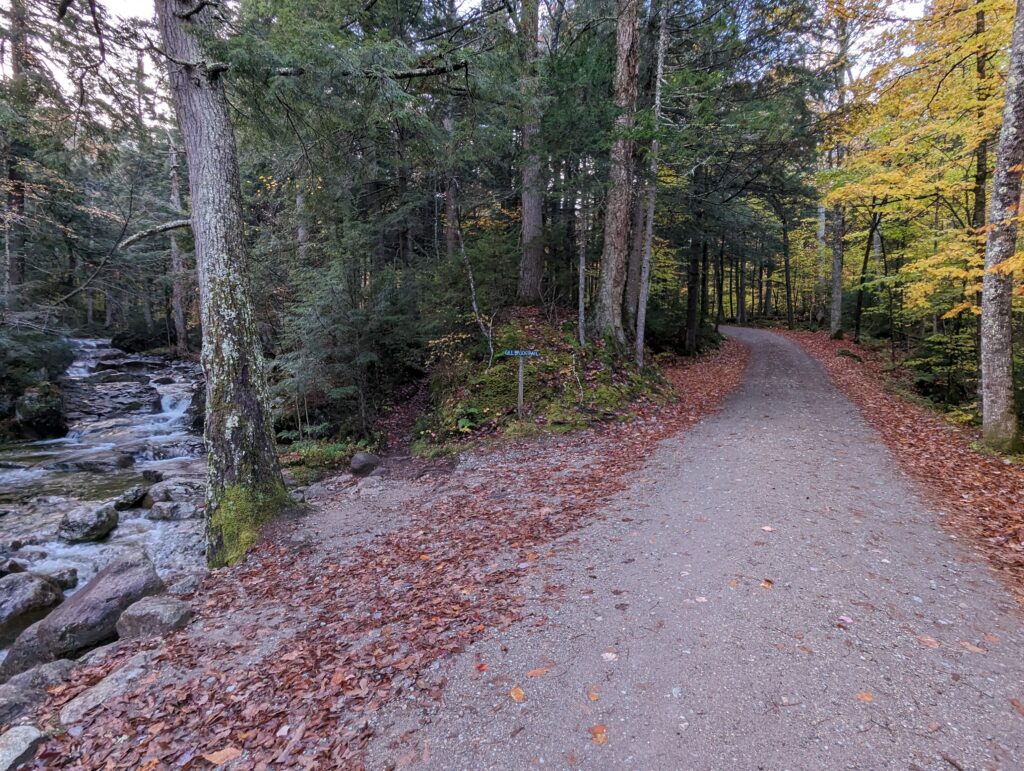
top-left (4, 0), bottom-right (1024, 767)
top-left (2, 0), bottom-right (1023, 560)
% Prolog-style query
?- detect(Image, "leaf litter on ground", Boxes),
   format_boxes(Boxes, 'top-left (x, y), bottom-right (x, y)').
top-left (25, 341), bottom-right (748, 767)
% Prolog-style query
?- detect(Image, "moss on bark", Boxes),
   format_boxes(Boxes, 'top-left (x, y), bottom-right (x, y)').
top-left (206, 481), bottom-right (290, 567)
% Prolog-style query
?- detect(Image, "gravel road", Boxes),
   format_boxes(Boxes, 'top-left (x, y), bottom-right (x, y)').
top-left (368, 327), bottom-right (1024, 770)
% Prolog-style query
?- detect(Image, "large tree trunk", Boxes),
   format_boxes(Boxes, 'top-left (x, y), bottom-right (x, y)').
top-left (980, 0), bottom-right (1024, 450)
top-left (517, 0), bottom-right (543, 303)
top-left (168, 134), bottom-right (189, 357)
top-left (156, 0), bottom-right (288, 566)
top-left (592, 0), bottom-right (640, 345)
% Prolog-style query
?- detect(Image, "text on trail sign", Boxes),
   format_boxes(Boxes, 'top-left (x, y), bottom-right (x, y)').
top-left (503, 349), bottom-right (540, 357)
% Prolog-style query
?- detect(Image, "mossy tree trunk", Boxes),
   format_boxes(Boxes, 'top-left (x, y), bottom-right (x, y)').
top-left (156, 0), bottom-right (288, 566)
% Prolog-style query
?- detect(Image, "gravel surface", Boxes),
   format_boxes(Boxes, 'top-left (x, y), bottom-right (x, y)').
top-left (367, 327), bottom-right (1024, 770)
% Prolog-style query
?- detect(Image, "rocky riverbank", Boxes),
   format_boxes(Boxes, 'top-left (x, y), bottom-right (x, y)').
top-left (0, 340), bottom-right (209, 736)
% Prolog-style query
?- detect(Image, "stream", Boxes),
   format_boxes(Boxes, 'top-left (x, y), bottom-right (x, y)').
top-left (0, 339), bottom-right (207, 599)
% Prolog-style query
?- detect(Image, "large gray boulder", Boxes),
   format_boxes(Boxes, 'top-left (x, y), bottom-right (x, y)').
top-left (0, 553), bottom-right (164, 681)
top-left (116, 595), bottom-right (192, 639)
top-left (111, 485), bottom-right (147, 511)
top-left (0, 659), bottom-right (75, 724)
top-left (58, 503), bottom-right (118, 543)
top-left (146, 500), bottom-right (199, 521)
top-left (0, 725), bottom-right (44, 770)
top-left (0, 573), bottom-right (63, 643)
top-left (350, 451), bottom-right (381, 476)
top-left (143, 478), bottom-right (204, 507)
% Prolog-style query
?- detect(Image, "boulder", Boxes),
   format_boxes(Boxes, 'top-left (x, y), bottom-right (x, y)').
top-left (147, 501), bottom-right (199, 521)
top-left (143, 478), bottom-right (204, 508)
top-left (0, 725), bottom-right (44, 770)
top-left (350, 451), bottom-right (381, 476)
top-left (0, 573), bottom-right (63, 643)
top-left (0, 559), bottom-right (27, 577)
top-left (13, 383), bottom-right (66, 440)
top-left (115, 596), bottom-right (192, 639)
top-left (0, 659), bottom-right (75, 724)
top-left (112, 485), bottom-right (147, 511)
top-left (41, 567), bottom-right (77, 590)
top-left (59, 650), bottom-right (155, 726)
top-left (58, 503), bottom-right (118, 543)
top-left (166, 572), bottom-right (205, 596)
top-left (0, 553), bottom-right (164, 681)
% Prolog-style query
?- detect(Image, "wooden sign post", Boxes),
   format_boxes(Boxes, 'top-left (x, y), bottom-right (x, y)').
top-left (503, 349), bottom-right (540, 418)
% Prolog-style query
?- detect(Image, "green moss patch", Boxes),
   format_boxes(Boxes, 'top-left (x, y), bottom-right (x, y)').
top-left (207, 481), bottom-right (291, 567)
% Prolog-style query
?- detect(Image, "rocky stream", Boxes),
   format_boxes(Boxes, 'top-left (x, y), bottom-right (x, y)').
top-left (0, 339), bottom-right (209, 684)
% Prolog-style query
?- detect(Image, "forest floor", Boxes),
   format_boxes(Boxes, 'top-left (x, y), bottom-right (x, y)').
top-left (18, 328), bottom-right (1024, 769)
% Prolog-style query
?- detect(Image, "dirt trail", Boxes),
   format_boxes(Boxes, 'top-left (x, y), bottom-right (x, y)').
top-left (368, 327), bottom-right (1024, 770)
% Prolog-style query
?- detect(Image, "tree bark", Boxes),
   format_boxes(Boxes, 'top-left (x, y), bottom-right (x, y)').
top-left (168, 134), bottom-right (189, 357)
top-left (853, 211), bottom-right (881, 343)
top-left (623, 190), bottom-right (646, 332)
top-left (635, 0), bottom-right (667, 367)
top-left (829, 204), bottom-right (845, 337)
top-left (715, 237), bottom-right (725, 326)
top-left (685, 235), bottom-right (702, 353)
top-left (156, 0), bottom-right (288, 566)
top-left (592, 0), bottom-right (640, 345)
top-left (781, 214), bottom-right (794, 329)
top-left (980, 0), bottom-right (1024, 450)
top-left (517, 0), bottom-right (543, 303)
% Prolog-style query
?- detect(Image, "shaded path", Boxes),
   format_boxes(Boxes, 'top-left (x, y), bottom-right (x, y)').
top-left (369, 327), bottom-right (1024, 770)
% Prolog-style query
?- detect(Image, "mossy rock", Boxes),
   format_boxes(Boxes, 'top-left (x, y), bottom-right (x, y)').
top-left (14, 382), bottom-right (67, 439)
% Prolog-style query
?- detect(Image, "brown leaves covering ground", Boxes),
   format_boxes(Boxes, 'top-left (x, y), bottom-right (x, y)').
top-left (782, 331), bottom-right (1024, 600)
top-left (28, 341), bottom-right (747, 769)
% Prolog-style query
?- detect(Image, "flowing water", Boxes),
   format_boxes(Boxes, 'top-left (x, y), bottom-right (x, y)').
top-left (0, 339), bottom-right (207, 595)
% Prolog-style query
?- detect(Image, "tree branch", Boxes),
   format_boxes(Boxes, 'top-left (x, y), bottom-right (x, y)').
top-left (119, 219), bottom-right (192, 250)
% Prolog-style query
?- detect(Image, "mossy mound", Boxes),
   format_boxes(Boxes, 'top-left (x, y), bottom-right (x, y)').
top-left (413, 308), bottom-right (667, 453)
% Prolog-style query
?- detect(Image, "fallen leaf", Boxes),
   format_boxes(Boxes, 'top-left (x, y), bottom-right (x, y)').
top-left (586, 687), bottom-right (599, 702)
top-left (527, 666), bottom-right (552, 677)
top-left (203, 747), bottom-right (243, 765)
top-left (475, 662), bottom-right (488, 672)
top-left (916, 635), bottom-right (941, 649)
top-left (983, 633), bottom-right (1000, 643)
top-left (961, 641), bottom-right (986, 654)
top-left (855, 691), bottom-right (873, 702)
top-left (797, 645), bottom-right (814, 655)
top-left (729, 579), bottom-right (739, 589)
top-left (510, 686), bottom-right (526, 703)
top-left (760, 579), bottom-right (774, 589)
top-left (1010, 698), bottom-right (1024, 719)
top-left (926, 721), bottom-right (942, 733)
top-left (589, 724), bottom-right (608, 745)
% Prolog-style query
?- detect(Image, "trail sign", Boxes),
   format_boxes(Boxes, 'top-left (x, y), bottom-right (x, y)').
top-left (503, 349), bottom-right (540, 357)
top-left (502, 349), bottom-right (541, 417)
